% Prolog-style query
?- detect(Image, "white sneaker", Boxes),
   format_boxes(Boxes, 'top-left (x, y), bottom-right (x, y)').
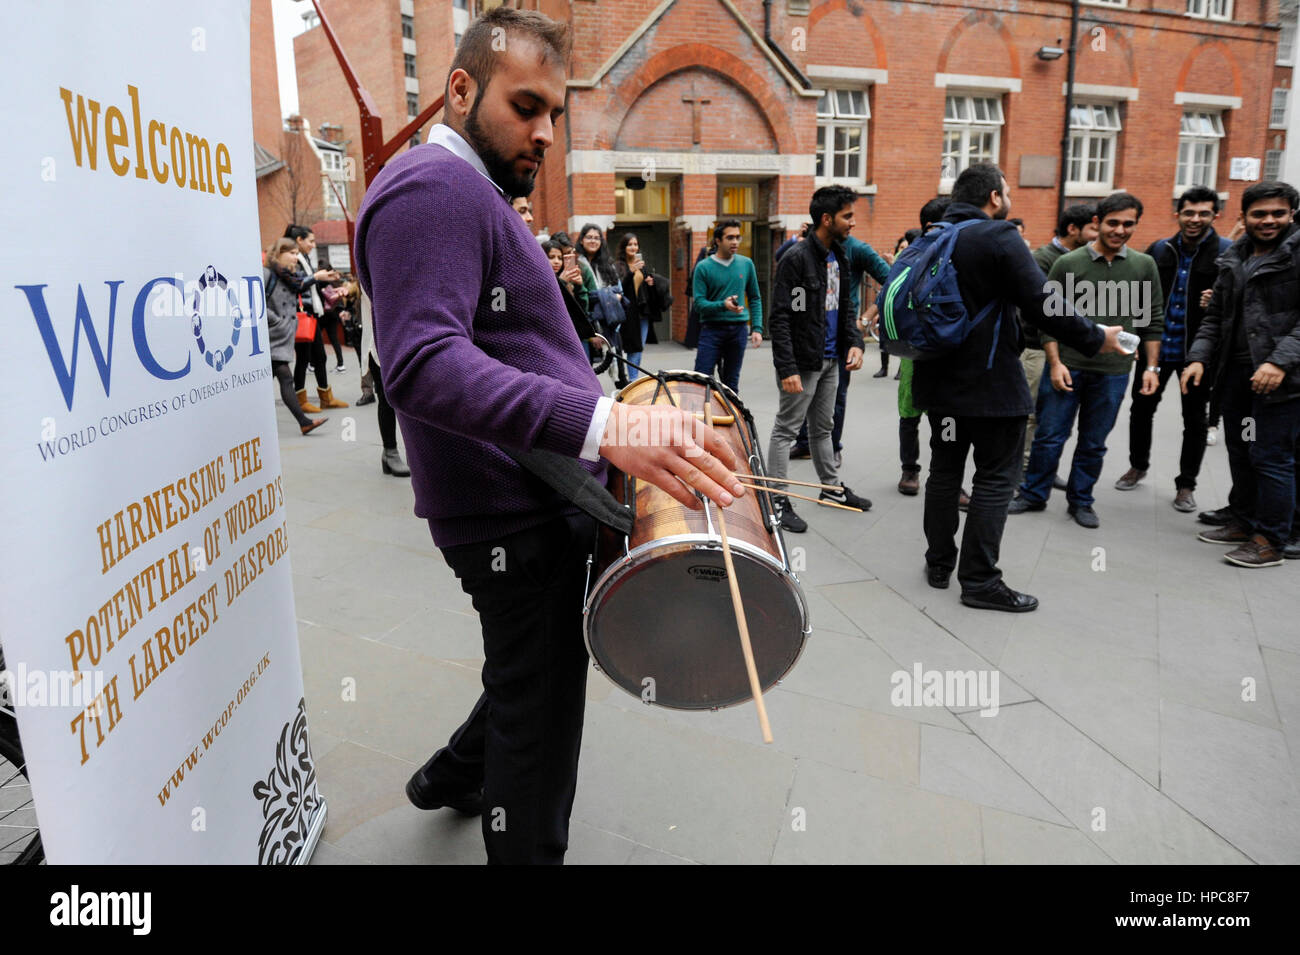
top-left (1206, 427), bottom-right (1218, 446)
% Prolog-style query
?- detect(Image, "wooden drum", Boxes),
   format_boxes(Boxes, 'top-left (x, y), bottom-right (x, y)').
top-left (583, 371), bottom-right (810, 710)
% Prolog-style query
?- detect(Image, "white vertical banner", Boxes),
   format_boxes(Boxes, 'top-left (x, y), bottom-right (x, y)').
top-left (0, 0), bottom-right (325, 862)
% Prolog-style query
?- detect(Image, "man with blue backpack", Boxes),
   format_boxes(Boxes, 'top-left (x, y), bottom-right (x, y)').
top-left (880, 163), bottom-right (1126, 611)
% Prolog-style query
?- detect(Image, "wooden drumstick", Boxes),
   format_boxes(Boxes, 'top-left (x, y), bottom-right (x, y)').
top-left (705, 393), bottom-right (774, 745)
top-left (737, 482), bottom-right (863, 513)
top-left (741, 473), bottom-right (846, 493)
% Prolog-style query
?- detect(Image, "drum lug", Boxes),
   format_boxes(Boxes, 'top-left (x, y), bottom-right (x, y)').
top-left (592, 662), bottom-right (601, 672)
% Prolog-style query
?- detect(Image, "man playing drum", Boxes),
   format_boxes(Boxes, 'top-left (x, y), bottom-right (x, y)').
top-left (354, 7), bottom-right (743, 865)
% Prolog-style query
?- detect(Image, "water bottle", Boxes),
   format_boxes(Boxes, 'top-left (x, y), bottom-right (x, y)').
top-left (1117, 331), bottom-right (1140, 355)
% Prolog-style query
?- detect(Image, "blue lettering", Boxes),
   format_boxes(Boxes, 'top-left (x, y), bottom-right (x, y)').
top-left (241, 275), bottom-right (265, 357)
top-left (132, 277), bottom-right (191, 381)
top-left (18, 282), bottom-right (123, 412)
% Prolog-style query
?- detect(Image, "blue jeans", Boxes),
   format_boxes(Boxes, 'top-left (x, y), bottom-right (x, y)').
top-left (694, 322), bottom-right (749, 394)
top-left (1020, 368), bottom-right (1129, 509)
top-left (625, 316), bottom-right (651, 381)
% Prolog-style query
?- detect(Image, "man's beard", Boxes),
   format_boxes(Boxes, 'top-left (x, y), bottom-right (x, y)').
top-left (465, 98), bottom-right (539, 198)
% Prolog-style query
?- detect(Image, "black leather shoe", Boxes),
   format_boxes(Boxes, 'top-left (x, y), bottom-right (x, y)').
top-left (1067, 504), bottom-right (1101, 529)
top-left (960, 582), bottom-right (1039, 613)
top-left (1197, 506), bottom-right (1233, 526)
top-left (406, 771), bottom-right (484, 816)
top-left (1053, 474), bottom-right (1067, 491)
top-left (1007, 495), bottom-right (1045, 514)
top-left (925, 564), bottom-right (951, 589)
top-left (872, 368), bottom-right (888, 378)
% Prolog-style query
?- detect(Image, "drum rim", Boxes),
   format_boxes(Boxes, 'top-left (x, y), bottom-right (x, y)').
top-left (615, 368), bottom-right (751, 422)
top-left (582, 533), bottom-right (812, 709)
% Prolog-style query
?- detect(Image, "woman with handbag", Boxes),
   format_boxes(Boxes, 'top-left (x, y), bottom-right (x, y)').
top-left (284, 225), bottom-right (349, 411)
top-left (265, 239), bottom-right (328, 434)
top-left (318, 280), bottom-right (349, 373)
top-left (614, 233), bottom-right (654, 381)
top-left (578, 223), bottom-right (633, 386)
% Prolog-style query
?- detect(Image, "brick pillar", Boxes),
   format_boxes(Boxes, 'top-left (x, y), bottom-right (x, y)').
top-left (569, 171), bottom-right (615, 236)
top-left (674, 174), bottom-right (717, 343)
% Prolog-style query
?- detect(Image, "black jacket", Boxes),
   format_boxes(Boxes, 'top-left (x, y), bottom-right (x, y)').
top-left (1144, 227), bottom-right (1230, 362)
top-left (911, 203), bottom-right (1105, 417)
top-left (769, 230), bottom-right (864, 378)
top-left (1187, 222), bottom-right (1300, 405)
top-left (615, 264), bottom-right (671, 353)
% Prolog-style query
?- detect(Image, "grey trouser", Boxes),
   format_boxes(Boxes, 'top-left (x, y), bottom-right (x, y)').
top-left (769, 358), bottom-right (840, 486)
top-left (1021, 347), bottom-right (1046, 471)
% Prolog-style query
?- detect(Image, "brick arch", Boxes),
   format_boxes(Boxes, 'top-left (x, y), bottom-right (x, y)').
top-left (936, 10), bottom-right (1020, 78)
top-left (598, 43), bottom-right (795, 153)
top-left (1076, 21), bottom-right (1139, 88)
top-left (1175, 40), bottom-right (1243, 99)
top-left (807, 0), bottom-right (888, 69)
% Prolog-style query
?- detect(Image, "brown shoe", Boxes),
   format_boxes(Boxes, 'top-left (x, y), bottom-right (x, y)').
top-left (1197, 521), bottom-right (1251, 544)
top-left (1223, 534), bottom-right (1285, 568)
top-left (317, 386), bottom-right (350, 409)
top-left (898, 470), bottom-right (920, 496)
top-left (1114, 467), bottom-right (1146, 490)
top-left (300, 417), bottom-right (328, 435)
top-left (297, 388), bottom-right (322, 413)
top-left (1173, 488), bottom-right (1196, 512)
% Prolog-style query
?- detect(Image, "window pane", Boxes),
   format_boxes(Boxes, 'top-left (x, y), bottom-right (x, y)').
top-left (835, 89), bottom-right (853, 115)
top-left (951, 96), bottom-right (969, 120)
top-left (944, 95), bottom-right (957, 121)
top-left (817, 93), bottom-right (831, 117)
top-left (987, 98), bottom-right (1004, 123)
top-left (972, 98), bottom-right (987, 121)
top-left (1070, 104), bottom-right (1092, 129)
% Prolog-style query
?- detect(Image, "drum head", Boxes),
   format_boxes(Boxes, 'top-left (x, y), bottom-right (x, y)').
top-left (586, 542), bottom-right (807, 710)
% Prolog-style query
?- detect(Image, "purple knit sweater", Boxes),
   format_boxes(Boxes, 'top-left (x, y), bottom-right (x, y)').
top-left (355, 144), bottom-right (606, 547)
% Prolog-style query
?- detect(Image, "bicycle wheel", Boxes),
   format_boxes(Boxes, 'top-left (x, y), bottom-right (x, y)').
top-left (0, 649), bottom-right (43, 865)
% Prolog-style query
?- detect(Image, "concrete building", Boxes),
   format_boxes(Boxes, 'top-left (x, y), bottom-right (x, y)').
top-left (285, 0), bottom-right (1288, 340)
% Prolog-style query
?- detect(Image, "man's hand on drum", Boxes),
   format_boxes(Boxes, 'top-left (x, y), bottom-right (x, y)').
top-left (601, 402), bottom-right (745, 511)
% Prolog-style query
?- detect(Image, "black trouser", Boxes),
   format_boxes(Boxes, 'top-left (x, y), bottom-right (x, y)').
top-left (292, 323), bottom-right (329, 391)
top-left (924, 414), bottom-right (1025, 594)
top-left (1127, 361), bottom-right (1207, 489)
top-left (1219, 362), bottom-right (1300, 546)
top-left (319, 310), bottom-right (345, 366)
top-left (368, 354), bottom-right (397, 451)
top-left (418, 511), bottom-right (594, 864)
top-left (879, 337), bottom-right (890, 372)
top-left (272, 361), bottom-right (312, 427)
top-left (900, 415), bottom-right (921, 473)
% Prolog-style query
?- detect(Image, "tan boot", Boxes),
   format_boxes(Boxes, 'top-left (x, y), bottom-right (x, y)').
top-left (297, 389), bottom-right (321, 413)
top-left (317, 386), bottom-right (349, 409)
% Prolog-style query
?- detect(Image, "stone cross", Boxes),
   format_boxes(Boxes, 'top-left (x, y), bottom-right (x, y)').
top-left (681, 80), bottom-right (711, 145)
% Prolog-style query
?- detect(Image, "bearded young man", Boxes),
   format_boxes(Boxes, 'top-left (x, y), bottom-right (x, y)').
top-left (354, 7), bottom-right (744, 864)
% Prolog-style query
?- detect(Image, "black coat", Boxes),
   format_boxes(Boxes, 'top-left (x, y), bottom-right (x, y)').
top-left (911, 203), bottom-right (1105, 418)
top-left (1187, 223), bottom-right (1300, 406)
top-left (1144, 227), bottom-right (1230, 363)
top-left (769, 230), bottom-right (864, 378)
top-left (616, 264), bottom-right (671, 352)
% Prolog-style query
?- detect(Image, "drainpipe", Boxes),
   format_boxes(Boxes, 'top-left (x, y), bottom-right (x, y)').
top-left (763, 0), bottom-right (811, 90)
top-left (1057, 0), bottom-right (1081, 219)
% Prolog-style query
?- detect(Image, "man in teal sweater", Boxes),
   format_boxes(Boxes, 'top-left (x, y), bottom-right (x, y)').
top-left (1011, 192), bottom-right (1163, 527)
top-left (693, 219), bottom-right (763, 393)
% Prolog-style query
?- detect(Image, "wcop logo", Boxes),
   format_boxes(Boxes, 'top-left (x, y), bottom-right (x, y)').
top-left (18, 264), bottom-right (266, 411)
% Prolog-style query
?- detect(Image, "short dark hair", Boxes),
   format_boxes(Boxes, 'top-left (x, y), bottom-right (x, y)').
top-left (714, 218), bottom-right (741, 240)
top-left (1096, 192), bottom-right (1143, 221)
top-left (809, 185), bottom-right (857, 228)
top-left (1241, 180), bottom-right (1300, 214)
top-left (1176, 186), bottom-right (1221, 213)
top-left (284, 224), bottom-right (312, 241)
top-left (896, 229), bottom-right (921, 254)
top-left (540, 239), bottom-right (563, 256)
top-left (950, 164), bottom-right (1005, 208)
top-left (549, 230), bottom-right (573, 249)
top-left (919, 197), bottom-right (950, 230)
top-left (1056, 203), bottom-right (1096, 237)
top-left (445, 7), bottom-right (571, 103)
top-left (1008, 217), bottom-right (1025, 229)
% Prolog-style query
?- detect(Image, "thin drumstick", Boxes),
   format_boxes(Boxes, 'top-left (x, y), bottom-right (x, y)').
top-left (742, 473), bottom-right (845, 493)
top-left (705, 393), bottom-right (773, 745)
top-left (737, 482), bottom-right (863, 513)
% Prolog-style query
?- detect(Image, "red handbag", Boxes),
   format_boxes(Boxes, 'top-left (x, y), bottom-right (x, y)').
top-left (294, 295), bottom-right (317, 342)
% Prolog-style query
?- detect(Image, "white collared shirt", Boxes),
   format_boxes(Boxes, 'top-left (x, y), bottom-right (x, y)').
top-left (423, 123), bottom-right (612, 460)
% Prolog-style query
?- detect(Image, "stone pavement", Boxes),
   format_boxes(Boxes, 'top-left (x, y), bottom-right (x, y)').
top-left (280, 342), bottom-right (1300, 865)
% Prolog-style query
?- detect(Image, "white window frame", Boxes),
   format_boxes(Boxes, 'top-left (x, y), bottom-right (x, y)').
top-left (815, 87), bottom-right (870, 187)
top-left (1082, 0), bottom-right (1126, 7)
top-left (1279, 20), bottom-right (1296, 65)
top-left (1174, 110), bottom-right (1225, 191)
top-left (1066, 101), bottom-right (1122, 195)
top-left (320, 150), bottom-right (348, 215)
top-left (939, 93), bottom-right (1004, 193)
top-left (1271, 89), bottom-right (1289, 128)
top-left (1264, 149), bottom-right (1284, 181)
top-left (1186, 0), bottom-right (1233, 20)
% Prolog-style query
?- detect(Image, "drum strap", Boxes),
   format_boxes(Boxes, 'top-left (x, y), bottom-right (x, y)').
top-left (500, 446), bottom-right (634, 535)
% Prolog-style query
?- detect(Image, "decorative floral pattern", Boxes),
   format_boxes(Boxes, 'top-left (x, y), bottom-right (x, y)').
top-left (252, 698), bottom-right (321, 864)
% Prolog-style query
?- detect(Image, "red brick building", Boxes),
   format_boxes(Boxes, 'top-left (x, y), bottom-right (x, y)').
top-left (283, 0), bottom-right (1288, 340)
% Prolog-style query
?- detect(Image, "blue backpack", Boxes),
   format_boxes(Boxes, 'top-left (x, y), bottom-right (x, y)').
top-left (876, 219), bottom-right (1002, 367)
